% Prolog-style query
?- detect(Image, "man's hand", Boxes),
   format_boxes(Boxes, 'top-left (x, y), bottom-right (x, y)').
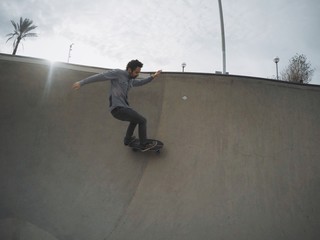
top-left (72, 82), bottom-right (81, 90)
top-left (152, 70), bottom-right (162, 79)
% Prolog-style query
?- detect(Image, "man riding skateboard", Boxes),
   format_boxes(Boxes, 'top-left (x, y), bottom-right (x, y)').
top-left (72, 59), bottom-right (162, 151)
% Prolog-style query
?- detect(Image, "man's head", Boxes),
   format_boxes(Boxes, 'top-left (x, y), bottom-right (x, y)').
top-left (126, 59), bottom-right (143, 78)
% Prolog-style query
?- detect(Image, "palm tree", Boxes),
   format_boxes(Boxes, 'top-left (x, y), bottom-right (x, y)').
top-left (6, 17), bottom-right (38, 55)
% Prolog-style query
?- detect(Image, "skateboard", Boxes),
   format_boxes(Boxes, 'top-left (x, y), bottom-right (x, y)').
top-left (129, 139), bottom-right (164, 154)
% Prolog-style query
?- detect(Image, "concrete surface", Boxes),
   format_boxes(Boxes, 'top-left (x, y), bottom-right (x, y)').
top-left (1, 54), bottom-right (320, 240)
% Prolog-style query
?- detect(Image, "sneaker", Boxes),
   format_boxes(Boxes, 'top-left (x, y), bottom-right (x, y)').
top-left (124, 136), bottom-right (137, 146)
top-left (141, 141), bottom-right (157, 152)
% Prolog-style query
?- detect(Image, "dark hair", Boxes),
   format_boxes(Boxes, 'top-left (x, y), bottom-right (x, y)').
top-left (126, 59), bottom-right (143, 71)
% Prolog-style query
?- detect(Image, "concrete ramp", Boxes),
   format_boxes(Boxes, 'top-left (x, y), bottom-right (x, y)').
top-left (1, 55), bottom-right (320, 240)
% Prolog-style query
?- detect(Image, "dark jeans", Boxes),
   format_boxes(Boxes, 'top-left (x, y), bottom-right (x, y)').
top-left (111, 107), bottom-right (147, 145)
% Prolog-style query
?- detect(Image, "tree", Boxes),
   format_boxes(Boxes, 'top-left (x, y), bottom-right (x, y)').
top-left (281, 53), bottom-right (315, 84)
top-left (6, 17), bottom-right (38, 55)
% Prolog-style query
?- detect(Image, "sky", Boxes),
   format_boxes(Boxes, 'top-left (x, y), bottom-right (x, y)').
top-left (1, 0), bottom-right (319, 85)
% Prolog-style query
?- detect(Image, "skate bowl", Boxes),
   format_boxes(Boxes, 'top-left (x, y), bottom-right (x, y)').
top-left (1, 54), bottom-right (320, 240)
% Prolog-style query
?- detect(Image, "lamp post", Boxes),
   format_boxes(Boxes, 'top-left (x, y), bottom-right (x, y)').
top-left (182, 62), bottom-right (186, 72)
top-left (218, 0), bottom-right (226, 74)
top-left (273, 56), bottom-right (280, 80)
top-left (67, 43), bottom-right (74, 63)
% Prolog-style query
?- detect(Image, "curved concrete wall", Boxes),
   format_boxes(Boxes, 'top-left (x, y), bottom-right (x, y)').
top-left (1, 56), bottom-right (319, 240)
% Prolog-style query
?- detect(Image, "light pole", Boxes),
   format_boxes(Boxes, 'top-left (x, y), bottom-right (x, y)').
top-left (182, 62), bottom-right (186, 72)
top-left (274, 56), bottom-right (280, 80)
top-left (67, 43), bottom-right (74, 63)
top-left (218, 0), bottom-right (226, 74)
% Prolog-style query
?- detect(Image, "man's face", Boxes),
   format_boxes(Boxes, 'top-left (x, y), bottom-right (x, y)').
top-left (128, 67), bottom-right (141, 79)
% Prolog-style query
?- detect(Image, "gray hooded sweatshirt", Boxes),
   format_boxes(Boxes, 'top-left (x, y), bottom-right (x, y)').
top-left (79, 69), bottom-right (153, 111)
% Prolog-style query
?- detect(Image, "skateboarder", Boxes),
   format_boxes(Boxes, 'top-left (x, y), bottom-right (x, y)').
top-left (72, 59), bottom-right (162, 150)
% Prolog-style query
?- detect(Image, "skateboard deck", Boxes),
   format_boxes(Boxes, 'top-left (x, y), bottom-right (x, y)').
top-left (129, 139), bottom-right (164, 153)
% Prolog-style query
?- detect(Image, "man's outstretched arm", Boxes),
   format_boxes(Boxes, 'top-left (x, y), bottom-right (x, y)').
top-left (72, 73), bottom-right (106, 90)
top-left (71, 70), bottom-right (119, 90)
top-left (132, 70), bottom-right (162, 87)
